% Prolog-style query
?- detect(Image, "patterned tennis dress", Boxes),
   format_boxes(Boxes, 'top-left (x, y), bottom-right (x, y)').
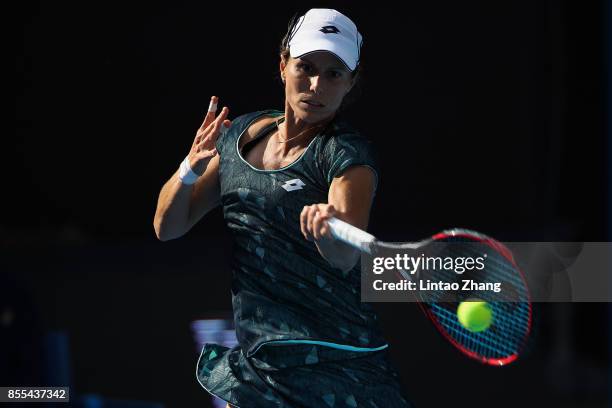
top-left (196, 109), bottom-right (413, 408)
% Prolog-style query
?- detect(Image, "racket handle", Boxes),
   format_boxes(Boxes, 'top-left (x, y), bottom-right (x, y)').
top-left (327, 217), bottom-right (376, 254)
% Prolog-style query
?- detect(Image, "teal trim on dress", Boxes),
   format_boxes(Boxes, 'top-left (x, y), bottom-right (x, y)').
top-left (250, 339), bottom-right (389, 355)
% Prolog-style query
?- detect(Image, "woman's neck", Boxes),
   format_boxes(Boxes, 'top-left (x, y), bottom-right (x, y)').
top-left (279, 106), bottom-right (334, 149)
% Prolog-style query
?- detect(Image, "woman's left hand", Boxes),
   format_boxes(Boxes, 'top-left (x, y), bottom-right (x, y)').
top-left (300, 204), bottom-right (337, 242)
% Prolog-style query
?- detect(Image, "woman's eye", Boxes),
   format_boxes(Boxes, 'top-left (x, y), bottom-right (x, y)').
top-left (330, 71), bottom-right (342, 79)
top-left (297, 63), bottom-right (312, 72)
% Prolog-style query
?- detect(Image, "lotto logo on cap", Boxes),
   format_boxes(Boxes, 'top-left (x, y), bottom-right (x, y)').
top-left (288, 9), bottom-right (363, 71)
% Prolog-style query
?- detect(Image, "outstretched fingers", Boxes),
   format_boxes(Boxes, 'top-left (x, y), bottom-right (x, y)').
top-left (195, 96), bottom-right (220, 145)
top-left (202, 96), bottom-right (219, 129)
top-left (196, 106), bottom-right (230, 151)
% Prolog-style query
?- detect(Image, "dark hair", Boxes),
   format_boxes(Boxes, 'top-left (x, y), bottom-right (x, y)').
top-left (278, 12), bottom-right (364, 113)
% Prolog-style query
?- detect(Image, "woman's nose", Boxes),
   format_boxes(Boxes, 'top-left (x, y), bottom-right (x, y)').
top-left (309, 75), bottom-right (323, 94)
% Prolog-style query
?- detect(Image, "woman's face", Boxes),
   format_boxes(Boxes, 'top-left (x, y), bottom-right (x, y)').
top-left (280, 51), bottom-right (354, 123)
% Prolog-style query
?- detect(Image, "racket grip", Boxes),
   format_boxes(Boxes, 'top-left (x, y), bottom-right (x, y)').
top-left (327, 217), bottom-right (376, 254)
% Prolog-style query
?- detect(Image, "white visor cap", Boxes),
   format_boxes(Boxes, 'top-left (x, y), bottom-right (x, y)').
top-left (288, 9), bottom-right (363, 72)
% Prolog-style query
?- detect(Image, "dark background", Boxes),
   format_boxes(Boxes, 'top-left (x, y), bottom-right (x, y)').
top-left (7, 0), bottom-right (611, 407)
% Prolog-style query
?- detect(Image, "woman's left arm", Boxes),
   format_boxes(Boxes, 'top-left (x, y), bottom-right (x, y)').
top-left (300, 165), bottom-right (377, 272)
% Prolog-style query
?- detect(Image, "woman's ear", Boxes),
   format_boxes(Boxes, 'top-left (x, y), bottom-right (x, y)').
top-left (279, 57), bottom-right (287, 83)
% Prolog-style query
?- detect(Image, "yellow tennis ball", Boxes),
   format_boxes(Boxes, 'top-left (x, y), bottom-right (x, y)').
top-left (457, 299), bottom-right (493, 332)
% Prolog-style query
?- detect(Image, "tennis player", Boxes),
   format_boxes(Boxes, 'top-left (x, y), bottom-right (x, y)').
top-left (154, 8), bottom-right (412, 408)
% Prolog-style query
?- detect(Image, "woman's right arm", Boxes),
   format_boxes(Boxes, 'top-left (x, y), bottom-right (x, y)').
top-left (153, 97), bottom-right (230, 241)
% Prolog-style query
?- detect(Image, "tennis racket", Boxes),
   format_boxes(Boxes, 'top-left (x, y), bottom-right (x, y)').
top-left (327, 217), bottom-right (532, 366)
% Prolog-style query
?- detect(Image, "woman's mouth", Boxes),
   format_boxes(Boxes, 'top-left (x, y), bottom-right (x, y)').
top-left (300, 99), bottom-right (325, 108)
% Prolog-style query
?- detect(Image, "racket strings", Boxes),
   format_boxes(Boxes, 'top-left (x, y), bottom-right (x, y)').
top-left (430, 303), bottom-right (526, 358)
top-left (419, 237), bottom-right (531, 363)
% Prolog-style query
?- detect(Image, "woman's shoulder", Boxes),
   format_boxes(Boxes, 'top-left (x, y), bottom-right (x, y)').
top-left (313, 116), bottom-right (379, 186)
top-left (217, 109), bottom-right (282, 151)
top-left (230, 109), bottom-right (283, 131)
top-left (317, 116), bottom-right (373, 152)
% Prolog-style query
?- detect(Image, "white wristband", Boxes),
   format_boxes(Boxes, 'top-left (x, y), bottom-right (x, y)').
top-left (178, 156), bottom-right (199, 185)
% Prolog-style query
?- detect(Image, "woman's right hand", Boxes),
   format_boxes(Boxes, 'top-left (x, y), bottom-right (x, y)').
top-left (187, 96), bottom-right (231, 177)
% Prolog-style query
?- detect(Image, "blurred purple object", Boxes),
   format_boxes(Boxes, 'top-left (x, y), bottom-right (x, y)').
top-left (190, 317), bottom-right (237, 408)
top-left (190, 318), bottom-right (238, 352)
